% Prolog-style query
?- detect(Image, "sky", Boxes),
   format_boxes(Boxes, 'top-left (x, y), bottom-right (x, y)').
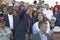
top-left (15, 0), bottom-right (60, 6)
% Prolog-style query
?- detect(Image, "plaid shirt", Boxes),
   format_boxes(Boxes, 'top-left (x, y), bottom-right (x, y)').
top-left (0, 27), bottom-right (12, 40)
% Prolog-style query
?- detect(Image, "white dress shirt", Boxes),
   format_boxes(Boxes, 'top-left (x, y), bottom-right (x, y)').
top-left (8, 14), bottom-right (14, 29)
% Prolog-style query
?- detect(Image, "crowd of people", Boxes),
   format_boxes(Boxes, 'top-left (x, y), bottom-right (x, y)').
top-left (0, 0), bottom-right (60, 40)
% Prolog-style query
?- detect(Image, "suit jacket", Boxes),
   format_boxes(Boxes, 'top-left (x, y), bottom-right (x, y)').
top-left (15, 13), bottom-right (28, 40)
top-left (32, 32), bottom-right (52, 40)
top-left (3, 14), bottom-right (20, 32)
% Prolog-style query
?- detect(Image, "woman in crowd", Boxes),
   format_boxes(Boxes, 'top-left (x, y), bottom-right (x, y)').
top-left (50, 17), bottom-right (56, 30)
top-left (32, 10), bottom-right (38, 23)
top-left (32, 12), bottom-right (50, 34)
top-left (2, 6), bottom-right (8, 15)
top-left (53, 7), bottom-right (59, 16)
top-left (32, 13), bottom-right (44, 34)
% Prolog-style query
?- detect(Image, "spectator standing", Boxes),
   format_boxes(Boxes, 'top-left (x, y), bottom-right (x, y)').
top-left (32, 13), bottom-right (44, 34)
top-left (50, 17), bottom-right (56, 30)
top-left (53, 7), bottom-right (59, 16)
top-left (2, 6), bottom-right (8, 15)
top-left (37, 0), bottom-right (44, 10)
top-left (0, 15), bottom-right (13, 40)
top-left (32, 21), bottom-right (52, 40)
top-left (43, 4), bottom-right (53, 21)
top-left (3, 6), bottom-right (20, 40)
top-left (32, 10), bottom-right (38, 23)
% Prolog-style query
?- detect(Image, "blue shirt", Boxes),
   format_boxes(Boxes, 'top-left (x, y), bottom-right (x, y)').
top-left (40, 34), bottom-right (48, 40)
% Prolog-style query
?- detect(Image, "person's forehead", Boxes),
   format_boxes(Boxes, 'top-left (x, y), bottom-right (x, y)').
top-left (41, 23), bottom-right (46, 27)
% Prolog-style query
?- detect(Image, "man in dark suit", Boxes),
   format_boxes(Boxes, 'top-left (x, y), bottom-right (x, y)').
top-left (32, 21), bottom-right (52, 40)
top-left (3, 6), bottom-right (20, 40)
top-left (15, 5), bottom-right (34, 40)
top-left (4, 6), bottom-right (20, 30)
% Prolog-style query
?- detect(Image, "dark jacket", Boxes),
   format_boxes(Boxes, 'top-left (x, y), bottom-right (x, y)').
top-left (55, 13), bottom-right (60, 27)
top-left (15, 9), bottom-right (34, 40)
top-left (15, 9), bottom-right (28, 40)
top-left (15, 20), bottom-right (26, 40)
top-left (32, 32), bottom-right (52, 40)
top-left (3, 14), bottom-right (20, 32)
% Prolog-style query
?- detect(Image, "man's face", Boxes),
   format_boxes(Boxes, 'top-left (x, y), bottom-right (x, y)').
top-left (9, 7), bottom-right (13, 14)
top-left (52, 33), bottom-right (60, 40)
top-left (28, 6), bottom-right (33, 14)
top-left (40, 23), bottom-right (47, 33)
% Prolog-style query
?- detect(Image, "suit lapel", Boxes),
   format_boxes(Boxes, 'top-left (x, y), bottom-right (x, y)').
top-left (7, 14), bottom-right (10, 27)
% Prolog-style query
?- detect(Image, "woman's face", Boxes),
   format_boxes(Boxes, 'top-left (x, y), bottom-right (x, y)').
top-left (38, 13), bottom-right (43, 21)
top-left (3, 7), bottom-right (8, 13)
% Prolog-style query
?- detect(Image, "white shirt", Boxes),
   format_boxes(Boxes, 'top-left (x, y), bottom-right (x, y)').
top-left (40, 34), bottom-right (48, 40)
top-left (8, 14), bottom-right (14, 29)
top-left (32, 22), bottom-right (40, 34)
top-left (46, 21), bottom-right (50, 33)
top-left (43, 9), bottom-right (53, 21)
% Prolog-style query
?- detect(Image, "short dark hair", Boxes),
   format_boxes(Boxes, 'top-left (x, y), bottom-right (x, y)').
top-left (38, 21), bottom-right (46, 29)
top-left (33, 0), bottom-right (37, 4)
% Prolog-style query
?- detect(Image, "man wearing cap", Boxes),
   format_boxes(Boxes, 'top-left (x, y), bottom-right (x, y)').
top-left (0, 15), bottom-right (13, 40)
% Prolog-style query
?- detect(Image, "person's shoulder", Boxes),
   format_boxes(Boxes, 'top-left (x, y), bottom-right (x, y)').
top-left (5, 26), bottom-right (10, 30)
top-left (33, 22), bottom-right (39, 27)
top-left (5, 26), bottom-right (12, 33)
top-left (32, 32), bottom-right (39, 37)
top-left (46, 33), bottom-right (53, 40)
top-left (3, 14), bottom-right (8, 16)
top-left (33, 22), bottom-right (39, 25)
